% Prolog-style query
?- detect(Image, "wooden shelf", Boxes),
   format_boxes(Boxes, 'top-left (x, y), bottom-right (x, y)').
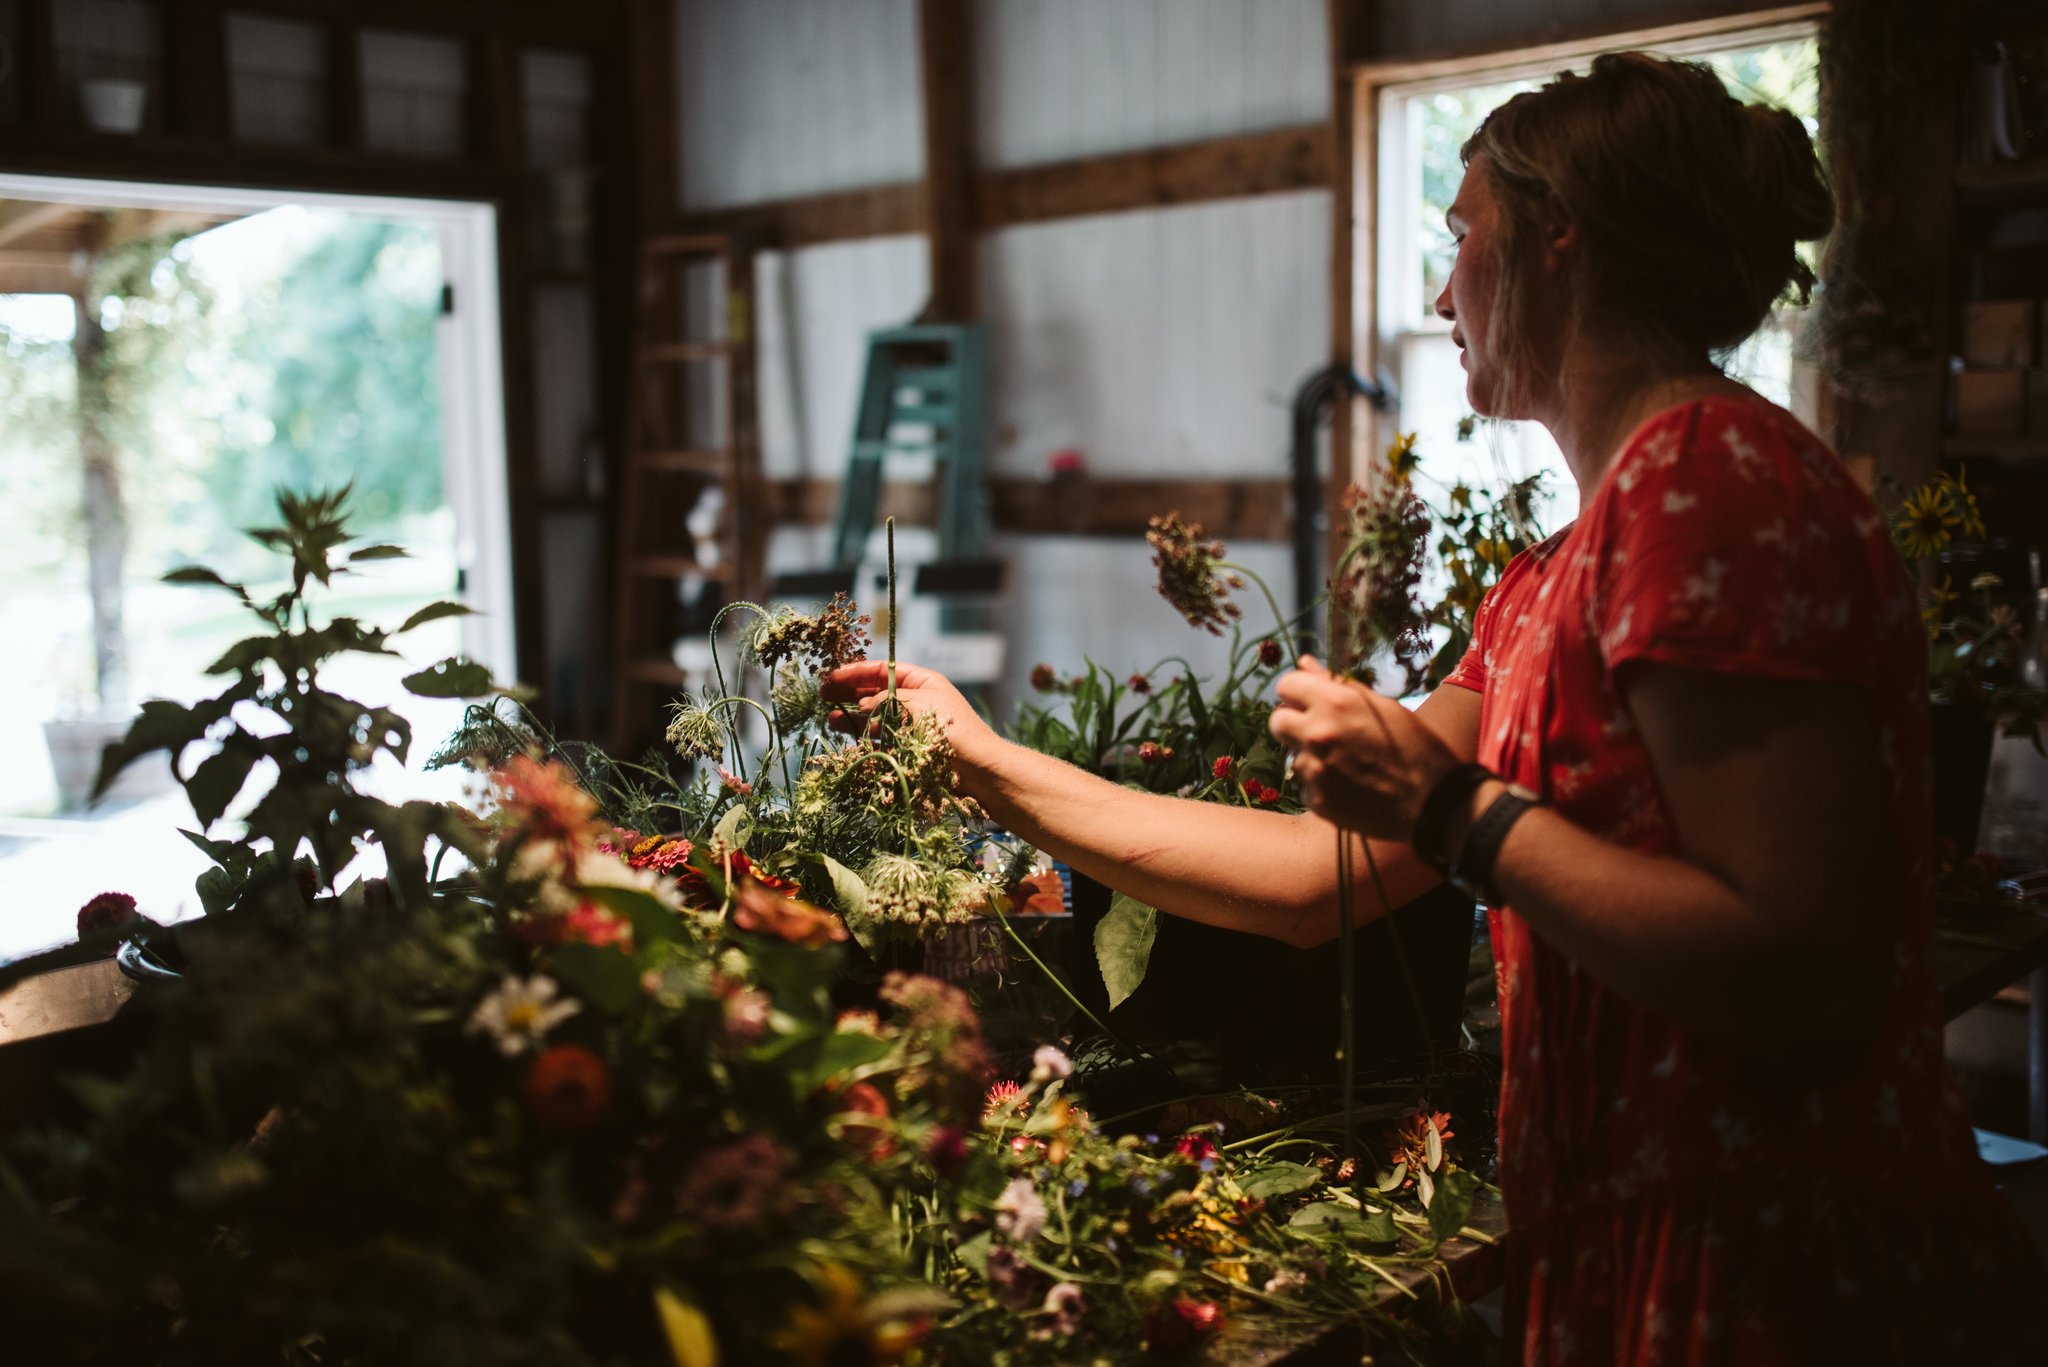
top-left (1957, 158), bottom-right (2048, 205)
top-left (1944, 436), bottom-right (2048, 458)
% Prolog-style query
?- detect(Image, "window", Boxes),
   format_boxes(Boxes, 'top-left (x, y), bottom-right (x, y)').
top-left (1366, 25), bottom-right (1822, 536)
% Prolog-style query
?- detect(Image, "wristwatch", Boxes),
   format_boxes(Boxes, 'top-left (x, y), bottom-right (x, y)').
top-left (1447, 783), bottom-right (1542, 904)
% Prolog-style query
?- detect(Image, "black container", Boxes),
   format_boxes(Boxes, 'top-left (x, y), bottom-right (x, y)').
top-left (1067, 871), bottom-right (1473, 1089)
top-left (1931, 701), bottom-right (1997, 854)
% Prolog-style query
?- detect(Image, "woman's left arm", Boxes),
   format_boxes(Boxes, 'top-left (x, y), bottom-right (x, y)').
top-left (1273, 661), bottom-right (1897, 1070)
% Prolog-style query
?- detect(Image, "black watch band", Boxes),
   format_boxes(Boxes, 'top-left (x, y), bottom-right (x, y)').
top-left (1448, 783), bottom-right (1541, 904)
top-left (1412, 762), bottom-right (1495, 873)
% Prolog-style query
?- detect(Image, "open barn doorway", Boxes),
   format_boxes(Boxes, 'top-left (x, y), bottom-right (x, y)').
top-left (0, 173), bottom-right (511, 961)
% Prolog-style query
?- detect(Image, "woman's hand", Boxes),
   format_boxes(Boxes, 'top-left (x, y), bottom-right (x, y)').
top-left (819, 661), bottom-right (1002, 773)
top-left (1268, 658), bottom-right (1463, 841)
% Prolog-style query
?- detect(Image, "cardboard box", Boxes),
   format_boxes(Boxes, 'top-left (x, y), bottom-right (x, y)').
top-left (1962, 300), bottom-right (2038, 369)
top-left (1957, 369), bottom-right (2027, 436)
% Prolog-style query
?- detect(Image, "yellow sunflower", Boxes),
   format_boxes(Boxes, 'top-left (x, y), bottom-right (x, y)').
top-left (1894, 485), bottom-right (1959, 560)
top-left (772, 1265), bottom-right (927, 1367)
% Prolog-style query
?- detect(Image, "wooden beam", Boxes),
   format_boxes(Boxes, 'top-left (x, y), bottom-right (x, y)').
top-left (0, 249), bottom-right (87, 294)
top-left (1353, 0), bottom-right (1826, 83)
top-left (973, 123), bottom-right (1331, 229)
top-left (628, 0), bottom-right (678, 228)
top-left (916, 0), bottom-right (976, 319)
top-left (676, 182), bottom-right (925, 250)
top-left (671, 124), bottom-right (1336, 251)
top-left (0, 200), bottom-right (79, 249)
top-left (768, 477), bottom-right (1292, 543)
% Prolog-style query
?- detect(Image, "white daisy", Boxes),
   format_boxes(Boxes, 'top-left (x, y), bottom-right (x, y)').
top-left (466, 973), bottom-right (581, 1056)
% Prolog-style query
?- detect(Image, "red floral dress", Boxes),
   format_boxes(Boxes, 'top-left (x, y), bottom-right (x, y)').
top-left (1443, 396), bottom-right (2045, 1365)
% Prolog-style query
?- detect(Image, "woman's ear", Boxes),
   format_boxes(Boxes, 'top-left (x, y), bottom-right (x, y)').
top-left (1543, 221), bottom-right (1578, 275)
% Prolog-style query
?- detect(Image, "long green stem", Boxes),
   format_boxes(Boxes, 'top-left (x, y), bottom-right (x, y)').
top-left (990, 896), bottom-right (1128, 1053)
top-left (886, 517), bottom-right (898, 708)
top-left (1217, 560), bottom-right (1291, 646)
top-left (1335, 827), bottom-right (1357, 1180)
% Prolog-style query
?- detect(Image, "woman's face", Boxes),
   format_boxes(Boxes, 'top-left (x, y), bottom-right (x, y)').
top-left (1435, 161), bottom-right (1510, 416)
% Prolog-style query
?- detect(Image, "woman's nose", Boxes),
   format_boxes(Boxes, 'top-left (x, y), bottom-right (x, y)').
top-left (1435, 280), bottom-right (1456, 323)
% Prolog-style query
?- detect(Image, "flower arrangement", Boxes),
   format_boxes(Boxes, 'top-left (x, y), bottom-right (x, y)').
top-left (1887, 468), bottom-right (2045, 746)
top-left (0, 489), bottom-right (1508, 1363)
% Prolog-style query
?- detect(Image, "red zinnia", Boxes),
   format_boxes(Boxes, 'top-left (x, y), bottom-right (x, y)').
top-left (829, 1079), bottom-right (895, 1160)
top-left (1146, 1297), bottom-right (1223, 1356)
top-left (1257, 638), bottom-right (1285, 668)
top-left (1212, 756), bottom-right (1234, 780)
top-left (524, 1044), bottom-right (612, 1132)
top-left (1128, 674), bottom-right (1152, 694)
top-left (76, 891), bottom-right (142, 940)
top-left (1173, 1132), bottom-right (1218, 1162)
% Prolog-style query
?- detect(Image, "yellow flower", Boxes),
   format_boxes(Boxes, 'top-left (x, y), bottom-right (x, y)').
top-left (1944, 468), bottom-right (1987, 540)
top-left (1385, 431), bottom-right (1420, 485)
top-left (773, 1265), bottom-right (927, 1367)
top-left (1923, 579), bottom-right (1961, 642)
top-left (1895, 484), bottom-right (1958, 560)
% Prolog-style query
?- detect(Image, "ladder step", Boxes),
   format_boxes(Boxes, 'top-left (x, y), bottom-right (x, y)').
top-left (889, 404), bottom-right (955, 426)
top-left (642, 341), bottom-right (731, 363)
top-left (893, 367), bottom-right (956, 392)
top-left (638, 449), bottom-right (728, 474)
top-left (641, 234), bottom-right (731, 258)
top-left (629, 555), bottom-right (702, 578)
top-left (625, 658), bottom-right (693, 686)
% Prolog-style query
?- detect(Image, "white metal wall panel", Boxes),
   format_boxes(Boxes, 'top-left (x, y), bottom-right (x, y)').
top-left (675, 0), bottom-right (925, 211)
top-left (754, 234), bottom-right (931, 480)
top-left (1376, 0), bottom-right (1698, 57)
top-left (980, 190), bottom-right (1328, 480)
top-left (974, 0), bottom-right (1328, 168)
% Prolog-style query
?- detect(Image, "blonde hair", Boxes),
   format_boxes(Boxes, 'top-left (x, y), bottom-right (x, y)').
top-left (1461, 51), bottom-right (1833, 409)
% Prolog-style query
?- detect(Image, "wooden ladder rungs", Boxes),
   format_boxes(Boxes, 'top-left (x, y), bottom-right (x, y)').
top-left (641, 341), bottom-right (731, 363)
top-left (641, 233), bottom-right (733, 258)
top-left (628, 555), bottom-right (702, 578)
top-left (624, 658), bottom-right (692, 686)
top-left (638, 449), bottom-right (727, 473)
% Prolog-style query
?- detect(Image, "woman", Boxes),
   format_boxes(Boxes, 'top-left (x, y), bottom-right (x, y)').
top-left (827, 54), bottom-right (2044, 1361)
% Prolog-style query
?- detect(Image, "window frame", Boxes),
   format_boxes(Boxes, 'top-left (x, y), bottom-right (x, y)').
top-left (1347, 3), bottom-right (1830, 484)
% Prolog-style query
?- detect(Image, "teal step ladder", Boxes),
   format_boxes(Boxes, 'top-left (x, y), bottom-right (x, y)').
top-left (774, 323), bottom-right (1002, 624)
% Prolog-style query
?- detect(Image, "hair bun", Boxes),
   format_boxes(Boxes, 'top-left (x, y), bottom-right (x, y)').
top-left (1739, 102), bottom-right (1834, 245)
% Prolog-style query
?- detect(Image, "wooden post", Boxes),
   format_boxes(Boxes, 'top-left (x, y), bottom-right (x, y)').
top-left (916, 0), bottom-right (976, 322)
top-left (167, 0), bottom-right (231, 142)
top-left (327, 19), bottom-right (363, 153)
top-left (1326, 1), bottom-right (1375, 566)
top-left (19, 0), bottom-right (61, 129)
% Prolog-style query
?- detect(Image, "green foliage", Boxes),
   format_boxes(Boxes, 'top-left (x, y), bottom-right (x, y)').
top-left (95, 486), bottom-right (498, 910)
top-left (1095, 893), bottom-right (1159, 1012)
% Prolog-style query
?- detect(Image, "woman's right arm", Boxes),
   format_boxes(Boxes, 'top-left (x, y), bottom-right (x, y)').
top-left (821, 663), bottom-right (1482, 948)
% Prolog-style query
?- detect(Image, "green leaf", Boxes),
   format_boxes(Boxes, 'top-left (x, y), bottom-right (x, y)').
top-left (955, 1229), bottom-right (992, 1277)
top-left (1426, 1165), bottom-right (1479, 1242)
top-left (549, 941), bottom-right (642, 1014)
top-left (403, 657), bottom-right (496, 698)
top-left (184, 732), bottom-right (264, 828)
top-left (397, 600), bottom-right (475, 633)
top-left (583, 883), bottom-right (685, 946)
top-left (1358, 1205), bottom-right (1400, 1243)
top-left (179, 828), bottom-right (246, 869)
top-left (1236, 1162), bottom-right (1322, 1202)
top-left (348, 544), bottom-right (409, 562)
top-left (206, 635), bottom-right (275, 677)
top-left (713, 803), bottom-right (753, 852)
top-left (817, 854), bottom-right (879, 955)
top-left (162, 565), bottom-right (250, 602)
top-left (797, 1030), bottom-right (896, 1094)
top-left (1287, 1202), bottom-right (1364, 1233)
top-left (1094, 893), bottom-right (1158, 1010)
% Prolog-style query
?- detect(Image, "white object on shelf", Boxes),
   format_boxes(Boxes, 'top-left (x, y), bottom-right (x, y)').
top-left (902, 633), bottom-right (1006, 685)
top-left (79, 77), bottom-right (146, 134)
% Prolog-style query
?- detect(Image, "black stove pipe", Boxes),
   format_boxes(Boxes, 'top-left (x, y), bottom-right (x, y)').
top-left (1289, 362), bottom-right (1395, 655)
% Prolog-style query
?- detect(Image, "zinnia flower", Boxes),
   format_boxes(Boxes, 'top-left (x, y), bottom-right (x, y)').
top-left (76, 891), bottom-right (145, 940)
top-left (1257, 637), bottom-right (1286, 668)
top-left (827, 1079), bottom-right (895, 1160)
top-left (676, 1133), bottom-right (790, 1230)
top-left (1038, 1282), bottom-right (1086, 1337)
top-left (713, 972), bottom-right (772, 1044)
top-left (984, 1079), bottom-right (1028, 1120)
top-left (1386, 1106), bottom-right (1454, 1174)
top-left (1212, 756), bottom-right (1234, 780)
top-left (467, 974), bottom-right (581, 1056)
top-left (523, 1043), bottom-right (611, 1132)
top-left (1030, 663), bottom-right (1059, 692)
top-left (731, 878), bottom-right (848, 947)
top-left (1145, 1298), bottom-right (1223, 1354)
top-left (1137, 741), bottom-right (1171, 765)
top-left (1128, 673), bottom-right (1152, 694)
top-left (1031, 1045), bottom-right (1073, 1082)
top-left (495, 755), bottom-right (603, 847)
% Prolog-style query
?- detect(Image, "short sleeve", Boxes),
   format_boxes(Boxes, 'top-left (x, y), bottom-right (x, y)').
top-left (1591, 401), bottom-right (1899, 689)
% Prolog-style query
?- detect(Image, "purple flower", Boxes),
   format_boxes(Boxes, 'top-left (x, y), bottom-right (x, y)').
top-left (986, 1244), bottom-right (1041, 1311)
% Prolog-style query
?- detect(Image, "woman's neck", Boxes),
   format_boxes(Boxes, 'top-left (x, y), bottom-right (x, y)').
top-left (1534, 341), bottom-right (1748, 514)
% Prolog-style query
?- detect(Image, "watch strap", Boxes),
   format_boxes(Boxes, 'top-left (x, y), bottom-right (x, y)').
top-left (1448, 784), bottom-right (1540, 904)
top-left (1412, 762), bottom-right (1495, 874)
